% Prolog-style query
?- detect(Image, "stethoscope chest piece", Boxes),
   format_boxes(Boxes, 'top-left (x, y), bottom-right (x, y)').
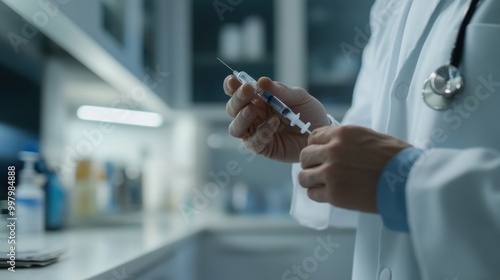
top-left (421, 0), bottom-right (480, 111)
top-left (422, 65), bottom-right (464, 110)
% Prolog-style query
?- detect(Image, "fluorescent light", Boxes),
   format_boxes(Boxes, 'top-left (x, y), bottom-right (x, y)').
top-left (77, 105), bottom-right (163, 127)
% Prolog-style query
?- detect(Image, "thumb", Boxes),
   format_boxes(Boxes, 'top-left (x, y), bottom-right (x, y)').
top-left (257, 77), bottom-right (307, 105)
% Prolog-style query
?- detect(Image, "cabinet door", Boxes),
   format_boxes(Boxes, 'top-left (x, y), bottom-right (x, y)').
top-left (199, 229), bottom-right (355, 280)
top-left (307, 0), bottom-right (373, 105)
top-left (58, 0), bottom-right (144, 77)
top-left (136, 238), bottom-right (198, 280)
top-left (191, 0), bottom-right (275, 104)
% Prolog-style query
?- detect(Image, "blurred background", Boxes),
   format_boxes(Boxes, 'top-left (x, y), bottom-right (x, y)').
top-left (0, 0), bottom-right (373, 279)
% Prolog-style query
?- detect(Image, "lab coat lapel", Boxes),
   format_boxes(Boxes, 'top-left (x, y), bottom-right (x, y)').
top-left (396, 0), bottom-right (443, 74)
top-left (385, 0), bottom-right (446, 139)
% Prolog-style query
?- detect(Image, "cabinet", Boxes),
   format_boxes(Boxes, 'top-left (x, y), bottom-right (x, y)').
top-left (58, 0), bottom-right (144, 77)
top-left (198, 228), bottom-right (355, 280)
top-left (136, 237), bottom-right (199, 280)
top-left (134, 227), bottom-right (355, 280)
top-left (191, 0), bottom-right (275, 104)
top-left (164, 0), bottom-right (306, 109)
top-left (2, 0), bottom-right (174, 110)
top-left (307, 0), bottom-right (373, 105)
top-left (175, 0), bottom-right (374, 108)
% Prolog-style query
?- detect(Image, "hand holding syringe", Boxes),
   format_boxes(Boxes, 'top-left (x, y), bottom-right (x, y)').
top-left (218, 58), bottom-right (312, 134)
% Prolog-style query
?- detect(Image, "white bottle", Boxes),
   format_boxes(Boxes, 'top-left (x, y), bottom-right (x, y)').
top-left (219, 24), bottom-right (242, 62)
top-left (17, 151), bottom-right (45, 235)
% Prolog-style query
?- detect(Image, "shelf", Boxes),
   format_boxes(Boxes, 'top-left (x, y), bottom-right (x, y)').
top-left (191, 0), bottom-right (275, 104)
top-left (307, 0), bottom-right (373, 109)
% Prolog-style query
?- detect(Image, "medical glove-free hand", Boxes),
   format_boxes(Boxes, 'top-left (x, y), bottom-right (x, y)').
top-left (299, 126), bottom-right (411, 213)
top-left (224, 76), bottom-right (329, 163)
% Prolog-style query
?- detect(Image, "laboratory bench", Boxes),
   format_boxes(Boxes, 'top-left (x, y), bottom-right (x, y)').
top-left (0, 214), bottom-right (356, 280)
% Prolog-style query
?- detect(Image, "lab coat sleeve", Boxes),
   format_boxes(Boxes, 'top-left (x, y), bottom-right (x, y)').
top-left (407, 148), bottom-right (500, 279)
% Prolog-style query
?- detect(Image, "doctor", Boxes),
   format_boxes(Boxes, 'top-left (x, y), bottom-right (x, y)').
top-left (224, 0), bottom-right (500, 279)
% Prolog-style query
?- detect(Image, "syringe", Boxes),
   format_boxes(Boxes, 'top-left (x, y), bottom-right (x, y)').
top-left (218, 58), bottom-right (312, 134)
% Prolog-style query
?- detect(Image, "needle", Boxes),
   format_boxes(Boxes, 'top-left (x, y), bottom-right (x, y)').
top-left (217, 57), bottom-right (235, 72)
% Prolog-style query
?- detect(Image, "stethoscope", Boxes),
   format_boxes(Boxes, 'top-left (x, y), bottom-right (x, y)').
top-left (422, 0), bottom-right (481, 110)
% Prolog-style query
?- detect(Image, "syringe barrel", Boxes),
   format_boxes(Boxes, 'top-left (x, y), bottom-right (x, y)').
top-left (236, 71), bottom-right (290, 115)
top-left (235, 71), bottom-right (258, 89)
top-left (262, 92), bottom-right (290, 115)
top-left (229, 68), bottom-right (311, 134)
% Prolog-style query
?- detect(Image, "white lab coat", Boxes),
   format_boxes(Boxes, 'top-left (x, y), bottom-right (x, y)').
top-left (291, 0), bottom-right (500, 279)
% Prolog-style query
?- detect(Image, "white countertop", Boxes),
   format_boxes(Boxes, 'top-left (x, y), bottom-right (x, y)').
top-left (0, 214), bottom-right (320, 280)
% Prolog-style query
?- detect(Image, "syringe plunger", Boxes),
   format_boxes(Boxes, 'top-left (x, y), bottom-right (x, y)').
top-left (284, 112), bottom-right (311, 134)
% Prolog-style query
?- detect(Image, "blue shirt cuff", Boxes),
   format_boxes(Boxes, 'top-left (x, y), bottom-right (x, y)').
top-left (377, 147), bottom-right (424, 233)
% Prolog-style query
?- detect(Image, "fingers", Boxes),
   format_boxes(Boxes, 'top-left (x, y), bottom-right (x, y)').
top-left (243, 116), bottom-right (280, 154)
top-left (298, 167), bottom-right (325, 189)
top-left (308, 126), bottom-right (335, 145)
top-left (229, 105), bottom-right (258, 138)
top-left (307, 187), bottom-right (328, 203)
top-left (257, 77), bottom-right (307, 105)
top-left (226, 83), bottom-right (258, 118)
top-left (258, 77), bottom-right (285, 95)
top-left (299, 144), bottom-right (327, 169)
top-left (223, 75), bottom-right (241, 97)
top-left (299, 159), bottom-right (330, 203)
